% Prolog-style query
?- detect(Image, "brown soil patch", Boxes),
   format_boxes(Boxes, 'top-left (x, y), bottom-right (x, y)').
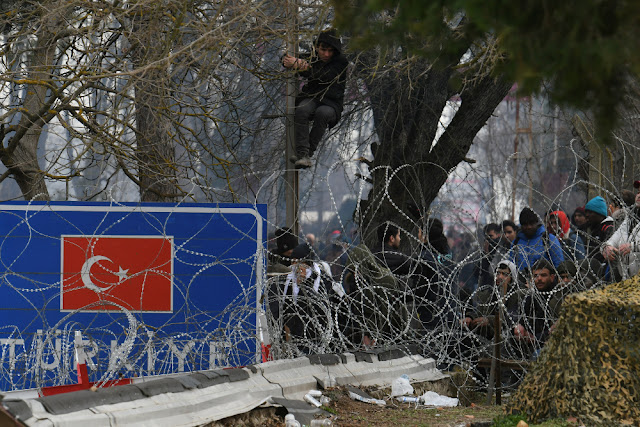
top-left (322, 386), bottom-right (502, 427)
top-left (212, 383), bottom-right (503, 427)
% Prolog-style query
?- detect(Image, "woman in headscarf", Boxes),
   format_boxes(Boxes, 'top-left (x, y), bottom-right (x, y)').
top-left (545, 210), bottom-right (586, 262)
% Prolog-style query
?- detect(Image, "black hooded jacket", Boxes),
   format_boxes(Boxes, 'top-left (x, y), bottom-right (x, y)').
top-left (296, 30), bottom-right (349, 125)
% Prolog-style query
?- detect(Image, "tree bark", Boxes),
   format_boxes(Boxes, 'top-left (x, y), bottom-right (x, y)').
top-left (129, 6), bottom-right (179, 202)
top-left (0, 5), bottom-right (60, 201)
top-left (358, 52), bottom-right (512, 247)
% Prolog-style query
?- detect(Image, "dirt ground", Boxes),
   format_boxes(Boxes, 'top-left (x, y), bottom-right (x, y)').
top-left (212, 382), bottom-right (505, 427)
top-left (317, 386), bottom-right (503, 427)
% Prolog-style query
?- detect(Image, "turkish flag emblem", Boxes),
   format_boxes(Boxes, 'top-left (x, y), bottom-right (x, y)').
top-left (61, 236), bottom-right (173, 312)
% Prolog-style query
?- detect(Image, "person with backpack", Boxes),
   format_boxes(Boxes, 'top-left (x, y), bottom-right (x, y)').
top-left (342, 241), bottom-right (413, 348)
top-left (509, 207), bottom-right (564, 271)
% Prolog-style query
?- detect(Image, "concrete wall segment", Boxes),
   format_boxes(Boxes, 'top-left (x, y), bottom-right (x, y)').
top-left (9, 352), bottom-right (443, 426)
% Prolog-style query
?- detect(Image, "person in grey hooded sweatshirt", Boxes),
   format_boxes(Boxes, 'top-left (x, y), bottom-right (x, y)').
top-left (462, 260), bottom-right (522, 340)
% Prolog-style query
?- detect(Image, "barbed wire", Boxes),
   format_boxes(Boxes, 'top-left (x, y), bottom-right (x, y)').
top-left (1, 0), bottom-right (640, 399)
top-left (0, 130), bottom-right (637, 394)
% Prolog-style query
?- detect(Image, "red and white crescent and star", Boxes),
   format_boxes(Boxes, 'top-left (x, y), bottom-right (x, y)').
top-left (80, 256), bottom-right (129, 293)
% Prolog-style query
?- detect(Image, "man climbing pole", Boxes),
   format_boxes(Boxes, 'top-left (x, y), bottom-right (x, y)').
top-left (282, 29), bottom-right (349, 169)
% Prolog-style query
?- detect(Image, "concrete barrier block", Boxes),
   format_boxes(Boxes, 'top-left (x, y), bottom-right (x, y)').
top-left (11, 352), bottom-right (446, 427)
top-left (257, 357), bottom-right (311, 376)
top-left (341, 352), bottom-right (356, 364)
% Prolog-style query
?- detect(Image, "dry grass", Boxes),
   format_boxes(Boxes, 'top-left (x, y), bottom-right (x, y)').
top-left (323, 385), bottom-right (503, 427)
top-left (212, 382), bottom-right (505, 427)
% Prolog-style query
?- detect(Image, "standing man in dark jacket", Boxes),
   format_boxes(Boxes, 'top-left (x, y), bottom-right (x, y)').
top-left (583, 196), bottom-right (615, 267)
top-left (282, 29), bottom-right (349, 169)
top-left (374, 222), bottom-right (413, 275)
top-left (512, 258), bottom-right (563, 358)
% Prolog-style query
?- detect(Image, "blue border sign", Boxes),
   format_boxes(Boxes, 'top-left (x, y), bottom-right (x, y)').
top-left (0, 202), bottom-right (266, 391)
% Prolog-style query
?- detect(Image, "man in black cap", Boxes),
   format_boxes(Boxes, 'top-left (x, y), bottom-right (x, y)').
top-left (509, 207), bottom-right (564, 270)
top-left (267, 227), bottom-right (298, 274)
top-left (282, 29), bottom-right (349, 169)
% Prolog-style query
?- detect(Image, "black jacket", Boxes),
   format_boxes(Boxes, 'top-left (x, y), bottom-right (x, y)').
top-left (584, 216), bottom-right (615, 263)
top-left (296, 31), bottom-right (348, 125)
top-left (375, 243), bottom-right (413, 276)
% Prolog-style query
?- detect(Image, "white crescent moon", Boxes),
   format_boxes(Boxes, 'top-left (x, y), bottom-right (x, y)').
top-left (81, 255), bottom-right (113, 293)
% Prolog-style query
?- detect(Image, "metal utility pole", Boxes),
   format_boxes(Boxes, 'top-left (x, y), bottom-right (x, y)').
top-left (523, 100), bottom-right (534, 207)
top-left (511, 96), bottom-right (534, 219)
top-left (511, 100), bottom-right (519, 220)
top-left (285, 0), bottom-right (299, 235)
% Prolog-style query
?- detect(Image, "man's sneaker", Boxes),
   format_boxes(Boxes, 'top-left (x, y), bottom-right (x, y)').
top-left (295, 156), bottom-right (312, 169)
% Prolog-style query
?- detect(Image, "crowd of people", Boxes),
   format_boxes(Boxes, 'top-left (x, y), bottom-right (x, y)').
top-left (264, 182), bottom-right (640, 371)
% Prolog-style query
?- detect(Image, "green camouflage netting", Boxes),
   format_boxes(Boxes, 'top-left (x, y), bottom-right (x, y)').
top-left (506, 276), bottom-right (640, 424)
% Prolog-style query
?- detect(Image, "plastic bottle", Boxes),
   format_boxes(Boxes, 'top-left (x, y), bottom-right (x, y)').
top-left (310, 419), bottom-right (333, 426)
top-left (396, 396), bottom-right (419, 403)
top-left (348, 391), bottom-right (386, 406)
top-left (321, 373), bottom-right (337, 388)
top-left (285, 413), bottom-right (301, 427)
top-left (304, 393), bottom-right (322, 407)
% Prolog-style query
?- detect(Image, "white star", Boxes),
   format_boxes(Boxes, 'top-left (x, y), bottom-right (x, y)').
top-left (115, 266), bottom-right (129, 283)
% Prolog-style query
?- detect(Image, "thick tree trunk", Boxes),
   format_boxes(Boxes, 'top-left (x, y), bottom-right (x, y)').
top-left (0, 6), bottom-right (59, 201)
top-left (358, 53), bottom-right (512, 247)
top-left (1, 136), bottom-right (49, 201)
top-left (130, 8), bottom-right (178, 202)
top-left (133, 71), bottom-right (178, 202)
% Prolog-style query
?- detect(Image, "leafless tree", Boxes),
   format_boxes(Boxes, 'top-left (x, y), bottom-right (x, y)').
top-left (0, 0), bottom-right (292, 202)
